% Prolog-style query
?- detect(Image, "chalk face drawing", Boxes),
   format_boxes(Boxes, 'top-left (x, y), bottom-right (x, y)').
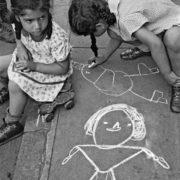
top-left (62, 104), bottom-right (170, 180)
top-left (72, 61), bottom-right (168, 104)
top-left (93, 110), bottom-right (133, 146)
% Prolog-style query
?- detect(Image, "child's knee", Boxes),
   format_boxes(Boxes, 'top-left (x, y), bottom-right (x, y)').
top-left (163, 27), bottom-right (180, 53)
top-left (8, 80), bottom-right (21, 94)
top-left (0, 62), bottom-right (7, 74)
top-left (0, 54), bottom-right (12, 74)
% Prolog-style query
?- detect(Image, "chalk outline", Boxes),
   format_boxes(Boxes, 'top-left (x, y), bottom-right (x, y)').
top-left (62, 104), bottom-right (170, 180)
top-left (72, 61), bottom-right (168, 104)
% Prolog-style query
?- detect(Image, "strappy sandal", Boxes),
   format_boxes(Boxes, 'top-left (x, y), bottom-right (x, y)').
top-left (37, 77), bottom-right (75, 122)
top-left (120, 47), bottom-right (151, 60)
top-left (38, 91), bottom-right (75, 123)
top-left (0, 87), bottom-right (9, 105)
top-left (39, 90), bottom-right (74, 114)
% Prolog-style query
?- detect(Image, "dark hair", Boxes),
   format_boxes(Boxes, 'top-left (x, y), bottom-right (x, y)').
top-left (11, 0), bottom-right (52, 40)
top-left (68, 0), bottom-right (116, 56)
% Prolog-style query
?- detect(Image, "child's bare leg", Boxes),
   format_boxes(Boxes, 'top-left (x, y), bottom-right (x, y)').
top-left (163, 26), bottom-right (180, 77)
top-left (134, 28), bottom-right (176, 84)
top-left (0, 54), bottom-right (12, 104)
top-left (0, 80), bottom-right (25, 146)
top-left (150, 42), bottom-right (174, 84)
top-left (8, 80), bottom-right (28, 119)
top-left (163, 26), bottom-right (180, 112)
top-left (0, 54), bottom-right (12, 79)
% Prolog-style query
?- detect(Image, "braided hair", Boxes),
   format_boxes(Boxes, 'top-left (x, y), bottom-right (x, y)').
top-left (10, 0), bottom-right (52, 40)
top-left (68, 0), bottom-right (116, 57)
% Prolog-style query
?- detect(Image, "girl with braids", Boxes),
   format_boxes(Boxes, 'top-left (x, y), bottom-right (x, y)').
top-left (0, 0), bottom-right (73, 146)
top-left (69, 0), bottom-right (180, 113)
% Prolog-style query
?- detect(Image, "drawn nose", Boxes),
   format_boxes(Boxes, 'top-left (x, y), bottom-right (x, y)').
top-left (113, 122), bottom-right (121, 129)
top-left (106, 122), bottom-right (121, 132)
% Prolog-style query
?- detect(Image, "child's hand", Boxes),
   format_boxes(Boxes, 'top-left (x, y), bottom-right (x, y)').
top-left (15, 60), bottom-right (36, 72)
top-left (88, 56), bottom-right (106, 68)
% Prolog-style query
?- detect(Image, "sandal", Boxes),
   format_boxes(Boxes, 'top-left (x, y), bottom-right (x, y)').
top-left (39, 90), bottom-right (75, 116)
top-left (37, 91), bottom-right (75, 123)
top-left (120, 47), bottom-right (151, 60)
top-left (0, 87), bottom-right (9, 105)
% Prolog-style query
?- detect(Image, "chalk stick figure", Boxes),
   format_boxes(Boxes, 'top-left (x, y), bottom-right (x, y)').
top-left (62, 104), bottom-right (170, 180)
top-left (72, 61), bottom-right (168, 104)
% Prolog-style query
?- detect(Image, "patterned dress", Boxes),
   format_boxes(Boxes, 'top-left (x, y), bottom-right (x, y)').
top-left (8, 21), bottom-right (73, 102)
top-left (108, 0), bottom-right (180, 41)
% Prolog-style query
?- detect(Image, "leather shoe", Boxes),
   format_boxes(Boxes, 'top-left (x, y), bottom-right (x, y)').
top-left (0, 119), bottom-right (24, 146)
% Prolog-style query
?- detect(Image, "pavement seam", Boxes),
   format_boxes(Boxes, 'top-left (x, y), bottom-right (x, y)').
top-left (12, 110), bottom-right (59, 180)
top-left (39, 110), bottom-right (60, 180)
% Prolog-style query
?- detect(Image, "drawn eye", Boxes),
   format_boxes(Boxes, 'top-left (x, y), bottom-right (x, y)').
top-left (103, 122), bottom-right (108, 125)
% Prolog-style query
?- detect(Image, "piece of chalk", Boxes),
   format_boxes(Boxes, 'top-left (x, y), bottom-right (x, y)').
top-left (88, 60), bottom-right (96, 68)
top-left (88, 62), bottom-right (95, 68)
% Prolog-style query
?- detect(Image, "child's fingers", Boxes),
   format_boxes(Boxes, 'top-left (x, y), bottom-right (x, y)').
top-left (15, 61), bottom-right (29, 71)
top-left (88, 61), bottom-right (96, 68)
top-left (88, 57), bottom-right (95, 63)
top-left (16, 65), bottom-right (25, 70)
top-left (23, 68), bottom-right (30, 72)
top-left (16, 66), bottom-right (26, 71)
top-left (15, 61), bottom-right (27, 69)
top-left (88, 57), bottom-right (97, 68)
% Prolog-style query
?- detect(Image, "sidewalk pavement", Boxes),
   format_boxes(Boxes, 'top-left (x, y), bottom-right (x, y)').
top-left (9, 0), bottom-right (180, 180)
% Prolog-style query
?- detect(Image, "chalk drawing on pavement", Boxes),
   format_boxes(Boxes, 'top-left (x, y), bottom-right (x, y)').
top-left (62, 104), bottom-right (170, 180)
top-left (72, 61), bottom-right (168, 104)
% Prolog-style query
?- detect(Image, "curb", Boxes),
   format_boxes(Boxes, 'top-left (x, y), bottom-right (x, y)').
top-left (13, 106), bottom-right (59, 180)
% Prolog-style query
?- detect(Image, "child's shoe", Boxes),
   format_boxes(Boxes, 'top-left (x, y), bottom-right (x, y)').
top-left (170, 81), bottom-right (180, 113)
top-left (0, 22), bottom-right (15, 43)
top-left (39, 90), bottom-right (75, 122)
top-left (120, 47), bottom-right (151, 60)
top-left (0, 110), bottom-right (24, 146)
top-left (38, 77), bottom-right (75, 122)
top-left (0, 119), bottom-right (24, 146)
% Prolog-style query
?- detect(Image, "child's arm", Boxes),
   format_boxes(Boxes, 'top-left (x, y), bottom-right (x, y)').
top-left (15, 54), bottom-right (70, 75)
top-left (16, 40), bottom-right (33, 61)
top-left (89, 29), bottom-right (123, 68)
top-left (35, 57), bottom-right (70, 75)
top-left (32, 30), bottom-right (71, 75)
top-left (12, 25), bottom-right (32, 61)
top-left (134, 27), bottom-right (176, 84)
top-left (15, 30), bottom-right (70, 75)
